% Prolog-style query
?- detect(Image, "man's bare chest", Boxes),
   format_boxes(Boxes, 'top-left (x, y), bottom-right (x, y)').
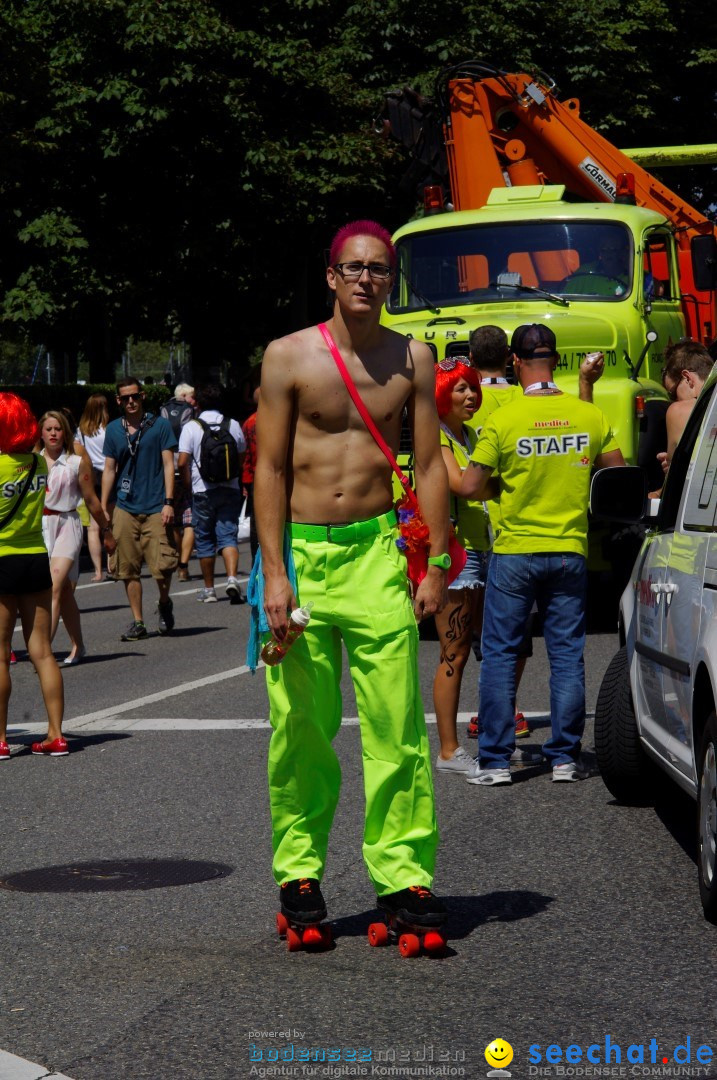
top-left (296, 368), bottom-right (410, 435)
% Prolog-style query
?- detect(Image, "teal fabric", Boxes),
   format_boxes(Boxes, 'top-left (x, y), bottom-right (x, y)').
top-left (245, 534), bottom-right (298, 673)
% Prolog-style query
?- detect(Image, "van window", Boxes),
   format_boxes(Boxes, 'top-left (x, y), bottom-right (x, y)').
top-left (683, 408), bottom-right (717, 532)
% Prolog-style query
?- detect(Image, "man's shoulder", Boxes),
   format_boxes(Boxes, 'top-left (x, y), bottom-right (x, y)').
top-left (104, 417), bottom-right (123, 441)
top-left (265, 326), bottom-right (318, 361)
top-left (147, 414), bottom-right (177, 443)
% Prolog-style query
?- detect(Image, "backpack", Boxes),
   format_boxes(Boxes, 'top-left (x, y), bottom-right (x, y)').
top-left (160, 398), bottom-right (194, 442)
top-left (196, 417), bottom-right (240, 483)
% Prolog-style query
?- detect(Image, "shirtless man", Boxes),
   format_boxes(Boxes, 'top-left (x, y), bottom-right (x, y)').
top-left (255, 219), bottom-right (450, 935)
top-left (650, 341), bottom-right (714, 496)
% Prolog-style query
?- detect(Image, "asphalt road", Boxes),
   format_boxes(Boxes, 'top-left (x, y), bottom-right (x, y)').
top-left (1, 550), bottom-right (714, 1080)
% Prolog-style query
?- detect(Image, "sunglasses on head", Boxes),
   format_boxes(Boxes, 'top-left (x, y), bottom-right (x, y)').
top-left (436, 356), bottom-right (473, 372)
top-left (119, 392), bottom-right (142, 402)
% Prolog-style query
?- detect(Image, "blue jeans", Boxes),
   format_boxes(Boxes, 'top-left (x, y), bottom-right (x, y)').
top-left (478, 552), bottom-right (587, 768)
top-left (192, 487), bottom-right (242, 557)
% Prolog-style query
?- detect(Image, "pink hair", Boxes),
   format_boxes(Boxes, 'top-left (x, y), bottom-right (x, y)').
top-left (435, 364), bottom-right (481, 419)
top-left (0, 392), bottom-right (40, 453)
top-left (329, 220), bottom-right (397, 268)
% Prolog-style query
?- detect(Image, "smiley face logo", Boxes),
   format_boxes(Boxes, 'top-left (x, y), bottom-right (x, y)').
top-left (485, 1040), bottom-right (514, 1070)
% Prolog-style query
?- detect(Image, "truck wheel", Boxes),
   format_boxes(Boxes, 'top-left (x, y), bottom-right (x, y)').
top-left (697, 712), bottom-right (717, 922)
top-left (594, 646), bottom-right (655, 805)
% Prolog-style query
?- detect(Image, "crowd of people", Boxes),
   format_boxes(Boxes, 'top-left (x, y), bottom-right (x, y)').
top-left (1, 216), bottom-right (715, 943)
top-left (0, 378), bottom-right (253, 760)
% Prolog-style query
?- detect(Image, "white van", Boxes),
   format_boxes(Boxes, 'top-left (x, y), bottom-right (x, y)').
top-left (590, 365), bottom-right (717, 921)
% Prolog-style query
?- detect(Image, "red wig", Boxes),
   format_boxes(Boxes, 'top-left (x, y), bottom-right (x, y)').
top-left (435, 361), bottom-right (481, 419)
top-left (329, 220), bottom-right (397, 268)
top-left (0, 393), bottom-right (40, 454)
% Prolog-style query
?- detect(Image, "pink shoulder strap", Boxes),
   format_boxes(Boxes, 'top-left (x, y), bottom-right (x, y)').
top-left (317, 322), bottom-right (413, 500)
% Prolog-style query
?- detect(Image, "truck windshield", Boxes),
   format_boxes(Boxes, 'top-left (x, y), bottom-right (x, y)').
top-left (388, 221), bottom-right (633, 312)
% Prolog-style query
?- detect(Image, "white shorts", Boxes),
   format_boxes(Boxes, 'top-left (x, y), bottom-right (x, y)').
top-left (42, 511), bottom-right (83, 581)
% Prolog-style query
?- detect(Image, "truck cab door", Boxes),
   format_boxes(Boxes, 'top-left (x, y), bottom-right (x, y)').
top-left (641, 232), bottom-right (685, 379)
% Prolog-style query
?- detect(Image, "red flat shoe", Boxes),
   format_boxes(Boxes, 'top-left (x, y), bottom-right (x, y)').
top-left (0, 741), bottom-right (10, 761)
top-left (31, 737), bottom-right (69, 757)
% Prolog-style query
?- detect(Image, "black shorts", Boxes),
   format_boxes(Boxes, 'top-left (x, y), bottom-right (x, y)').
top-left (0, 553), bottom-right (52, 596)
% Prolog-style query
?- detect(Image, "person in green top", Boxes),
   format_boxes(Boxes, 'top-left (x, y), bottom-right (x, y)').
top-left (0, 393), bottom-right (67, 760)
top-left (468, 325), bottom-right (523, 435)
top-left (459, 323), bottom-right (625, 785)
top-left (433, 356), bottom-right (490, 774)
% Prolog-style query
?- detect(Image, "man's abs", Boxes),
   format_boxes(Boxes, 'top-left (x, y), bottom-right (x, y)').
top-left (287, 422), bottom-right (398, 524)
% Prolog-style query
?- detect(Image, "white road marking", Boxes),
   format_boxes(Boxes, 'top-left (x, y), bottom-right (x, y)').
top-left (7, 712), bottom-right (571, 735)
top-left (60, 664), bottom-right (260, 728)
top-left (0, 1047), bottom-right (75, 1079)
top-left (74, 575), bottom-right (250, 594)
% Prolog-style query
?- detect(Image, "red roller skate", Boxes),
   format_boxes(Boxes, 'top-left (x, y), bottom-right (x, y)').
top-left (276, 878), bottom-right (333, 953)
top-left (368, 886), bottom-right (448, 958)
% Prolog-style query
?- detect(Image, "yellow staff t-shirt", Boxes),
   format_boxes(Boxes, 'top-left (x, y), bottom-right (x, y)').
top-left (0, 453), bottom-right (49, 555)
top-left (472, 393), bottom-right (618, 558)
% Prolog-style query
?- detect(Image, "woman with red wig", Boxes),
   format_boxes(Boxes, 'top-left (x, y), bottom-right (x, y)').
top-left (0, 393), bottom-right (67, 759)
top-left (433, 357), bottom-right (490, 774)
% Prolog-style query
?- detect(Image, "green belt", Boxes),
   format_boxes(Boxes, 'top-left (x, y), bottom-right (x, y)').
top-left (288, 508), bottom-right (397, 544)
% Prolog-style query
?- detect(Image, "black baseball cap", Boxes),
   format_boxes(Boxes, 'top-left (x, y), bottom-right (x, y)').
top-left (510, 323), bottom-right (557, 358)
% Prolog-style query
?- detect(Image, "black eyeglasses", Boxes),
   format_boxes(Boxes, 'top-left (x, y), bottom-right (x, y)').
top-left (436, 356), bottom-right (473, 372)
top-left (119, 392), bottom-right (142, 402)
top-left (333, 262), bottom-right (393, 282)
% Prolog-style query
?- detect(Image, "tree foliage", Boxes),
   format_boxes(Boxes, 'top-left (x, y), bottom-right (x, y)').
top-left (0, 0), bottom-right (714, 378)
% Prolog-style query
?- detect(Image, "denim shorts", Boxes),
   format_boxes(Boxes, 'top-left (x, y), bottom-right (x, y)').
top-left (449, 547), bottom-right (490, 591)
top-left (192, 487), bottom-right (242, 557)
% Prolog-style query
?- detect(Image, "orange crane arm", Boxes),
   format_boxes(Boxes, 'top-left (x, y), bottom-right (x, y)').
top-left (445, 70), bottom-right (712, 245)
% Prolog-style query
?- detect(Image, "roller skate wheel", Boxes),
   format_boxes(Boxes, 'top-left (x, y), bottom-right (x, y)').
top-left (302, 925), bottom-right (324, 947)
top-left (320, 924), bottom-right (333, 947)
top-left (286, 927), bottom-right (302, 952)
top-left (368, 921), bottom-right (390, 947)
top-left (398, 932), bottom-right (421, 958)
top-left (423, 930), bottom-right (446, 954)
top-left (276, 913), bottom-right (288, 938)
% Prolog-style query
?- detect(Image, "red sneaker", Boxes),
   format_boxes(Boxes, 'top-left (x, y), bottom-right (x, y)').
top-left (9, 651), bottom-right (16, 665)
top-left (0, 741), bottom-right (10, 761)
top-left (466, 716), bottom-right (479, 739)
top-left (31, 737), bottom-right (69, 757)
top-left (515, 712), bottom-right (531, 738)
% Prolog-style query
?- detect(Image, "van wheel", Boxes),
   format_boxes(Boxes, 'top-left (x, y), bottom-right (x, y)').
top-left (594, 646), bottom-right (654, 805)
top-left (697, 713), bottom-right (717, 922)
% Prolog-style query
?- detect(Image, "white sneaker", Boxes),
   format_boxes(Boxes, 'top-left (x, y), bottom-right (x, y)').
top-left (552, 757), bottom-right (589, 782)
top-left (197, 587), bottom-right (218, 603)
top-left (435, 747), bottom-right (475, 774)
top-left (225, 576), bottom-right (244, 605)
top-left (466, 765), bottom-right (512, 786)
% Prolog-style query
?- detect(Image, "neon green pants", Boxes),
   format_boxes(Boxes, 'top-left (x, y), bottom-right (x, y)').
top-left (266, 525), bottom-right (438, 896)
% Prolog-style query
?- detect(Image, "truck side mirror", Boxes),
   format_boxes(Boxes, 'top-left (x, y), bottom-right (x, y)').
top-left (590, 466), bottom-right (647, 524)
top-left (691, 234), bottom-right (717, 292)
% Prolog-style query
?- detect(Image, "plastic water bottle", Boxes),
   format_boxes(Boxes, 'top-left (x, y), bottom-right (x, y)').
top-left (261, 602), bottom-right (314, 666)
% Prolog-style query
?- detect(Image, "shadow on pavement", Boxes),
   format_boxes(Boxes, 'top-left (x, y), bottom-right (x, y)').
top-left (654, 784), bottom-right (697, 864)
top-left (8, 732), bottom-right (132, 754)
top-left (328, 889), bottom-right (554, 943)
